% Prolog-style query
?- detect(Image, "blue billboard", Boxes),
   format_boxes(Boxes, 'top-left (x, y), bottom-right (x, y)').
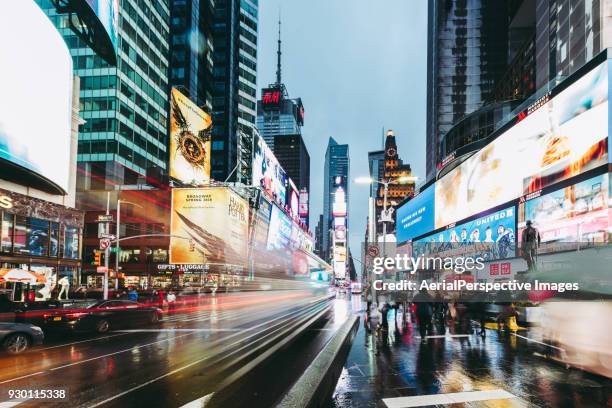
top-left (397, 186), bottom-right (435, 243)
top-left (267, 205), bottom-right (292, 250)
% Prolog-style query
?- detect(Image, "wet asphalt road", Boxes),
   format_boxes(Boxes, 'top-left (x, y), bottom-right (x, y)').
top-left (0, 289), bottom-right (340, 408)
top-left (329, 297), bottom-right (612, 408)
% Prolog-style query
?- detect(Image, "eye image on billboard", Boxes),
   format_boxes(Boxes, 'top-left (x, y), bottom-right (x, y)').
top-left (435, 61), bottom-right (608, 229)
top-left (169, 88), bottom-right (212, 185)
top-left (518, 173), bottom-right (610, 253)
top-left (170, 188), bottom-right (248, 266)
top-left (0, 1), bottom-right (73, 193)
top-left (415, 207), bottom-right (516, 262)
top-left (253, 134), bottom-right (287, 206)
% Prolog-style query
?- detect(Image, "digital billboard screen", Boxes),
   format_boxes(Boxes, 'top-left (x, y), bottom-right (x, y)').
top-left (518, 173), bottom-right (610, 253)
top-left (435, 60), bottom-right (608, 229)
top-left (170, 188), bottom-right (248, 266)
top-left (396, 186), bottom-right (435, 243)
top-left (267, 205), bottom-right (292, 250)
top-left (169, 88), bottom-right (212, 185)
top-left (415, 207), bottom-right (516, 262)
top-left (253, 134), bottom-right (287, 206)
top-left (0, 1), bottom-right (73, 193)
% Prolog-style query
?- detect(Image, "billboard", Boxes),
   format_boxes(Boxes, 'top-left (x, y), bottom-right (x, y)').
top-left (0, 1), bottom-right (73, 193)
top-left (332, 186), bottom-right (347, 217)
top-left (397, 186), bottom-right (435, 243)
top-left (267, 205), bottom-right (292, 250)
top-left (253, 134), bottom-right (287, 206)
top-left (85, 0), bottom-right (119, 60)
top-left (169, 88), bottom-right (212, 185)
top-left (435, 61), bottom-right (608, 229)
top-left (518, 173), bottom-right (610, 253)
top-left (261, 87), bottom-right (283, 110)
top-left (170, 188), bottom-right (248, 266)
top-left (415, 207), bottom-right (516, 262)
top-left (299, 188), bottom-right (309, 217)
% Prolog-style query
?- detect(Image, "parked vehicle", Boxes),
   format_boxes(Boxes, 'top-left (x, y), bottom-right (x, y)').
top-left (0, 322), bottom-right (44, 354)
top-left (43, 300), bottom-right (163, 333)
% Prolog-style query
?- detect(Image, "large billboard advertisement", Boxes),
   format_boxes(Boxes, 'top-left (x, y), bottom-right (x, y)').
top-left (415, 207), bottom-right (517, 262)
top-left (170, 188), bottom-right (248, 266)
top-left (0, 1), bottom-right (73, 193)
top-left (253, 134), bottom-right (287, 206)
top-left (518, 173), bottom-right (611, 253)
top-left (169, 88), bottom-right (212, 185)
top-left (397, 186), bottom-right (435, 243)
top-left (267, 205), bottom-right (292, 250)
top-left (435, 61), bottom-right (608, 229)
top-left (85, 0), bottom-right (119, 54)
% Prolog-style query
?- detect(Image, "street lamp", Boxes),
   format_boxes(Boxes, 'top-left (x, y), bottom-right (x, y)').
top-left (355, 175), bottom-right (418, 303)
top-left (115, 199), bottom-right (143, 290)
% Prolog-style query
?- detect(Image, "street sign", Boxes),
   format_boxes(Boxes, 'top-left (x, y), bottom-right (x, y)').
top-left (99, 238), bottom-right (111, 250)
top-left (99, 233), bottom-right (116, 240)
top-left (96, 266), bottom-right (108, 273)
top-left (97, 214), bottom-right (113, 223)
top-left (367, 244), bottom-right (380, 258)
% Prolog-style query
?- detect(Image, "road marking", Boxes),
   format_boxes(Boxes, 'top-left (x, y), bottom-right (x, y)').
top-left (0, 399), bottom-right (29, 408)
top-left (179, 393), bottom-right (214, 408)
top-left (38, 333), bottom-right (132, 350)
top-left (49, 333), bottom-right (194, 371)
top-left (116, 329), bottom-right (240, 332)
top-left (417, 334), bottom-right (471, 339)
top-left (511, 333), bottom-right (565, 351)
top-left (383, 389), bottom-right (516, 407)
top-left (0, 372), bottom-right (44, 385)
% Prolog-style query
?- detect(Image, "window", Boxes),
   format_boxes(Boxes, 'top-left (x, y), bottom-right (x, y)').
top-left (64, 226), bottom-right (80, 259)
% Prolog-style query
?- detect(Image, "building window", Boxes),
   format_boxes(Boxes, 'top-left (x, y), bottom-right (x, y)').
top-left (63, 226), bottom-right (80, 260)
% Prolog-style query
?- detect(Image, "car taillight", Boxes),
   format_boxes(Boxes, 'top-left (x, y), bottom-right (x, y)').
top-left (65, 312), bottom-right (87, 319)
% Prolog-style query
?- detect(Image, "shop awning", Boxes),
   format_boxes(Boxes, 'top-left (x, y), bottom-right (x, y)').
top-left (0, 268), bottom-right (47, 285)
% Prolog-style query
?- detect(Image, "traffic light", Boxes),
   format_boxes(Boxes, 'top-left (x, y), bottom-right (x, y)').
top-left (189, 239), bottom-right (195, 252)
top-left (93, 251), bottom-right (101, 266)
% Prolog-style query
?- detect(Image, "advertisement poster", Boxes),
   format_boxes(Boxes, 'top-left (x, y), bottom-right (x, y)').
top-left (252, 197), bottom-right (272, 252)
top-left (267, 205), bottom-right (292, 250)
top-left (253, 134), bottom-right (287, 206)
top-left (519, 173), bottom-right (610, 253)
top-left (0, 1), bottom-right (73, 192)
top-left (170, 188), bottom-right (248, 266)
top-left (397, 186), bottom-right (435, 243)
top-left (169, 88), bottom-right (212, 185)
top-left (435, 61), bottom-right (608, 229)
top-left (415, 207), bottom-right (516, 262)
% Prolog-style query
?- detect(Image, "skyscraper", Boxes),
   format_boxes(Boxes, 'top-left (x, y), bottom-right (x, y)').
top-left (39, 0), bottom-right (170, 189)
top-left (210, 0), bottom-right (258, 184)
top-left (169, 0), bottom-right (215, 110)
top-left (256, 19), bottom-right (310, 215)
top-left (426, 0), bottom-right (510, 181)
top-left (323, 137), bottom-right (349, 267)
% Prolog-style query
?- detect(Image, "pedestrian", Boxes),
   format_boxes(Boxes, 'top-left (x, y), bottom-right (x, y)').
top-left (367, 304), bottom-right (381, 355)
top-left (413, 288), bottom-right (434, 343)
top-left (166, 290), bottom-right (176, 311)
top-left (497, 303), bottom-right (519, 332)
top-left (381, 302), bottom-right (390, 330)
top-left (127, 287), bottom-right (139, 302)
top-left (521, 220), bottom-right (541, 271)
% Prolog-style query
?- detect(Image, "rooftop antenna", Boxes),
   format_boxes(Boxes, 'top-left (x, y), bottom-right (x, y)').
top-left (276, 11), bottom-right (282, 85)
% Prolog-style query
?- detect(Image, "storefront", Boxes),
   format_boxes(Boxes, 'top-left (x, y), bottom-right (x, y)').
top-left (0, 188), bottom-right (83, 301)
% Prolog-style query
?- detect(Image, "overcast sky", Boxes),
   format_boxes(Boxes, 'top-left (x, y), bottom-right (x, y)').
top-left (257, 0), bottom-right (428, 259)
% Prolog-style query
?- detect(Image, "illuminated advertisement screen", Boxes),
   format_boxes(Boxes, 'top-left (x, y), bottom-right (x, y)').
top-left (518, 173), bottom-right (611, 253)
top-left (85, 0), bottom-right (119, 51)
top-left (415, 207), bottom-right (516, 262)
top-left (170, 188), bottom-right (248, 265)
top-left (169, 88), bottom-right (212, 185)
top-left (252, 197), bottom-right (272, 251)
top-left (332, 187), bottom-right (347, 217)
top-left (396, 186), bottom-right (435, 243)
top-left (253, 134), bottom-right (287, 206)
top-left (261, 87), bottom-right (283, 110)
top-left (435, 61), bottom-right (608, 229)
top-left (267, 205), bottom-right (292, 250)
top-left (299, 188), bottom-right (309, 217)
top-left (0, 1), bottom-right (73, 193)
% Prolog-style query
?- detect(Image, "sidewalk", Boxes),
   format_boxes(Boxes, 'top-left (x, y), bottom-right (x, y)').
top-left (327, 297), bottom-right (611, 408)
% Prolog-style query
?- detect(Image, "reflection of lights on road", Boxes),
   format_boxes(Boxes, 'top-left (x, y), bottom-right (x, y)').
top-left (333, 300), bottom-right (349, 327)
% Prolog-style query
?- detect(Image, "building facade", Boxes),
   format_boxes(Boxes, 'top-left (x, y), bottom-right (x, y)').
top-left (322, 137), bottom-right (349, 269)
top-left (426, 0), bottom-right (511, 181)
top-left (210, 0), bottom-right (258, 184)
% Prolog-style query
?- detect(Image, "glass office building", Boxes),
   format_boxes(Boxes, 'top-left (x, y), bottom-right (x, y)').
top-left (37, 0), bottom-right (170, 188)
top-left (322, 137), bottom-right (349, 263)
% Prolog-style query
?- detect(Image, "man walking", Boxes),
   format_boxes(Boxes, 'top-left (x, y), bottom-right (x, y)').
top-left (521, 220), bottom-right (540, 271)
top-left (413, 288), bottom-right (434, 343)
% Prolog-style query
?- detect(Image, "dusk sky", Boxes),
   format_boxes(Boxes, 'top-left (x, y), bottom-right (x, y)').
top-left (257, 0), bottom-right (428, 259)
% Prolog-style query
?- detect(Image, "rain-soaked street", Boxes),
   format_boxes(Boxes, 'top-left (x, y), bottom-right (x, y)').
top-left (329, 297), bottom-right (612, 408)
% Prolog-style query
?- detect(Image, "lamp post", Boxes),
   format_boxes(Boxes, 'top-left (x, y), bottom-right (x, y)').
top-left (355, 176), bottom-right (418, 304)
top-left (115, 199), bottom-right (143, 290)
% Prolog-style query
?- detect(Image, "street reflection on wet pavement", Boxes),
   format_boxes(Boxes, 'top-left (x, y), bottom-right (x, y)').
top-left (329, 297), bottom-right (612, 408)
